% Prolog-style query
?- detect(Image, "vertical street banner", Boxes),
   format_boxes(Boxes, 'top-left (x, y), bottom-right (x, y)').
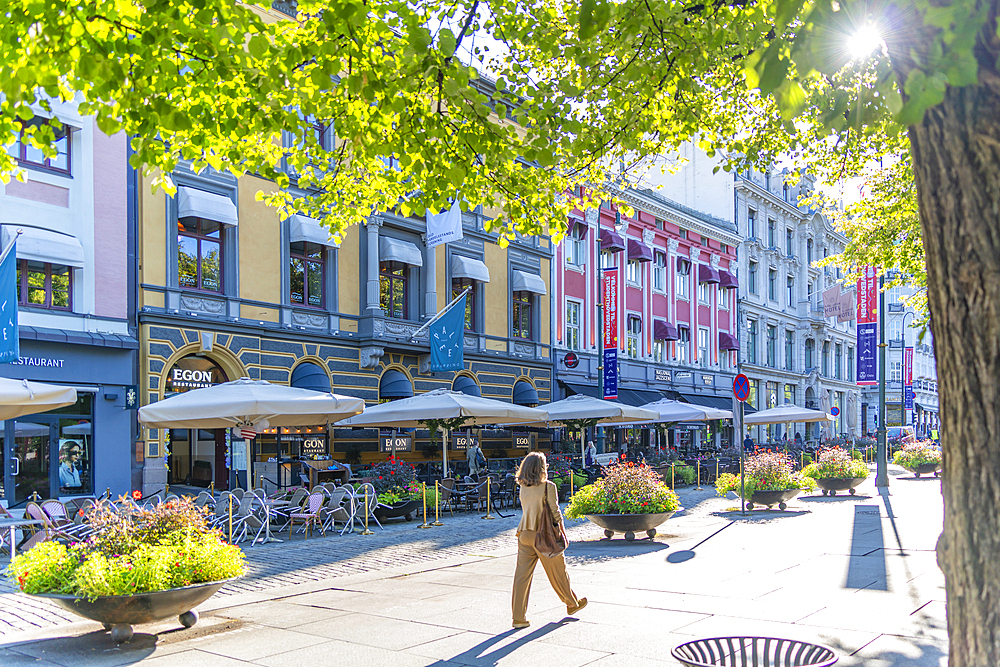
top-left (430, 293), bottom-right (466, 371)
top-left (425, 200), bottom-right (463, 248)
top-left (856, 265), bottom-right (878, 385)
top-left (904, 347), bottom-right (914, 411)
top-left (0, 239), bottom-right (18, 363)
top-left (602, 268), bottom-right (618, 399)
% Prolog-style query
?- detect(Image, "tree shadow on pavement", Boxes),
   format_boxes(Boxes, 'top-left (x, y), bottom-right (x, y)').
top-left (424, 621), bottom-right (571, 666)
top-left (822, 635), bottom-right (948, 666)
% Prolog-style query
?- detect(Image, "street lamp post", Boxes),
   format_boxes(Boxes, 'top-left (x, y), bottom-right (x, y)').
top-left (876, 273), bottom-right (889, 487)
top-left (901, 309), bottom-right (914, 429)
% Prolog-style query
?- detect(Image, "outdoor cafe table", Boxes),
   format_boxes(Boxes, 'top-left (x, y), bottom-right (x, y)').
top-left (253, 498), bottom-right (285, 546)
top-left (0, 518), bottom-right (43, 556)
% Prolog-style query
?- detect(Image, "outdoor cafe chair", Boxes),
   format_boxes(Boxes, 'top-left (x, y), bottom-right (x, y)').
top-left (272, 487), bottom-right (308, 532)
top-left (353, 483), bottom-right (384, 531)
top-left (321, 488), bottom-right (352, 534)
top-left (40, 500), bottom-right (95, 539)
top-left (194, 491), bottom-right (215, 510)
top-left (210, 492), bottom-right (239, 532)
top-left (236, 495), bottom-right (267, 544)
top-left (499, 476), bottom-right (516, 509)
top-left (288, 492), bottom-right (325, 539)
top-left (437, 479), bottom-right (458, 516)
top-left (23, 502), bottom-right (77, 548)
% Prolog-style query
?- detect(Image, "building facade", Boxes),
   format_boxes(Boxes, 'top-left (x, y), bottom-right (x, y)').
top-left (137, 164), bottom-right (554, 494)
top-left (0, 102), bottom-right (138, 506)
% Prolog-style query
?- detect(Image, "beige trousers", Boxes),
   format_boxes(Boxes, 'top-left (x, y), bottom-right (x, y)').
top-left (511, 529), bottom-right (579, 623)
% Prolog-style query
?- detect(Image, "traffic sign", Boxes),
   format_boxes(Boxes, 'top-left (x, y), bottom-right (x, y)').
top-left (733, 374), bottom-right (751, 402)
top-left (830, 406), bottom-right (840, 417)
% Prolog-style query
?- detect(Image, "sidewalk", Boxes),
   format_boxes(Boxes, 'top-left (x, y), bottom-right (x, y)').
top-left (0, 467), bottom-right (947, 666)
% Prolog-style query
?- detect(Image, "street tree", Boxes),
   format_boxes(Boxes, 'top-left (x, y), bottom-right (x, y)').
top-left (2, 0), bottom-right (999, 661)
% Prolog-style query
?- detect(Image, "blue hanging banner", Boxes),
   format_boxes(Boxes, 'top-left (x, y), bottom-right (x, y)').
top-left (430, 293), bottom-right (466, 372)
top-left (856, 322), bottom-right (877, 385)
top-left (0, 239), bottom-right (18, 364)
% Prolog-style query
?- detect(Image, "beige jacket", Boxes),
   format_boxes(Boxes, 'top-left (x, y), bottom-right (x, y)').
top-left (517, 480), bottom-right (562, 534)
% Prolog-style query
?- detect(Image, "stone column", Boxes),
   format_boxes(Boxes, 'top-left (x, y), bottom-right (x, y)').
top-left (422, 234), bottom-right (437, 319)
top-left (366, 216), bottom-right (382, 312)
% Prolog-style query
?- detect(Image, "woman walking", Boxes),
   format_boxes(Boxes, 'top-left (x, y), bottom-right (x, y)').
top-left (511, 452), bottom-right (586, 629)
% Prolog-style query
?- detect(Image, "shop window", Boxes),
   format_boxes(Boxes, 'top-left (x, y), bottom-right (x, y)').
top-left (513, 291), bottom-right (533, 340)
top-left (289, 241), bottom-right (325, 308)
top-left (565, 300), bottom-right (581, 351)
top-left (452, 278), bottom-right (476, 332)
top-left (178, 217), bottom-right (223, 292)
top-left (379, 261), bottom-right (407, 318)
top-left (17, 260), bottom-right (71, 310)
top-left (7, 119), bottom-right (72, 175)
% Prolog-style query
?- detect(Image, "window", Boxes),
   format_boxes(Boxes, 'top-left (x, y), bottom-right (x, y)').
top-left (677, 327), bottom-right (690, 363)
top-left (652, 339), bottom-right (665, 363)
top-left (766, 325), bottom-right (776, 367)
top-left (600, 251), bottom-right (615, 269)
top-left (807, 239), bottom-right (813, 264)
top-left (835, 343), bottom-right (842, 379)
top-left (289, 241), bottom-right (324, 308)
top-left (748, 379), bottom-right (758, 409)
top-left (747, 318), bottom-right (758, 364)
top-left (655, 218), bottom-right (664, 230)
top-left (565, 301), bottom-right (581, 350)
top-left (887, 285), bottom-right (901, 304)
top-left (679, 229), bottom-right (688, 240)
top-left (8, 119), bottom-right (71, 174)
top-left (676, 259), bottom-right (690, 299)
top-left (698, 327), bottom-right (710, 367)
top-left (626, 316), bottom-right (641, 359)
top-left (453, 278), bottom-right (476, 331)
top-left (888, 319), bottom-right (902, 341)
top-left (748, 209), bottom-right (757, 239)
top-left (768, 269), bottom-right (777, 300)
top-left (719, 287), bottom-right (730, 309)
top-left (653, 252), bottom-right (666, 291)
top-left (848, 347), bottom-right (855, 380)
top-left (786, 275), bottom-right (794, 306)
top-left (701, 236), bottom-right (710, 247)
top-left (807, 282), bottom-right (814, 308)
top-left (749, 261), bottom-right (758, 294)
top-left (783, 182), bottom-right (790, 201)
top-left (721, 243), bottom-right (728, 253)
top-left (890, 360), bottom-right (902, 382)
top-left (566, 225), bottom-right (587, 266)
top-left (822, 341), bottom-right (830, 376)
top-left (784, 383), bottom-right (794, 405)
top-left (805, 338), bottom-right (815, 368)
top-left (786, 229), bottom-right (794, 256)
top-left (785, 330), bottom-right (794, 371)
top-left (17, 261), bottom-right (71, 310)
top-left (626, 259), bottom-right (643, 286)
top-left (178, 217), bottom-right (223, 292)
top-left (512, 291), bottom-right (533, 339)
top-left (767, 218), bottom-right (776, 247)
top-left (698, 281), bottom-right (711, 304)
top-left (379, 262), bottom-right (408, 318)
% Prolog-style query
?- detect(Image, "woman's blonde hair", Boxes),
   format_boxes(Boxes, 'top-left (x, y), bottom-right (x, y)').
top-left (516, 451), bottom-right (547, 486)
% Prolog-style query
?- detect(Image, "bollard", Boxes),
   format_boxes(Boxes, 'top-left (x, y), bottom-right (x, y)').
top-left (671, 463), bottom-right (675, 489)
top-left (105, 487), bottom-right (111, 501)
top-left (715, 458), bottom-right (719, 483)
top-left (483, 477), bottom-right (495, 520)
top-left (360, 487), bottom-right (374, 535)
top-left (696, 460), bottom-right (702, 490)
top-left (210, 481), bottom-right (214, 494)
top-left (228, 494), bottom-right (233, 543)
top-left (569, 472), bottom-right (574, 497)
top-left (432, 480), bottom-right (443, 526)
top-left (419, 482), bottom-right (432, 529)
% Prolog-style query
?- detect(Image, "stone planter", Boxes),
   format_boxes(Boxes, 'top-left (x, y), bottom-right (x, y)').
top-left (741, 488), bottom-right (802, 511)
top-left (904, 462), bottom-right (941, 478)
top-left (31, 578), bottom-right (234, 644)
top-left (585, 510), bottom-right (680, 542)
top-left (373, 499), bottom-right (422, 522)
top-left (815, 477), bottom-right (866, 496)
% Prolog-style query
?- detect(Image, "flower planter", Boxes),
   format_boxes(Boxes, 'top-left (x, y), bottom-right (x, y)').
top-left (31, 578), bottom-right (234, 644)
top-left (815, 477), bottom-right (865, 496)
top-left (904, 462), bottom-right (941, 478)
top-left (373, 499), bottom-right (422, 522)
top-left (585, 511), bottom-right (680, 542)
top-left (741, 488), bottom-right (802, 511)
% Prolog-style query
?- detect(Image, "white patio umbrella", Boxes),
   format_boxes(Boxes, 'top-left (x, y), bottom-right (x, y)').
top-left (14, 422), bottom-right (49, 438)
top-left (743, 403), bottom-right (834, 425)
top-left (62, 422), bottom-right (92, 435)
top-left (0, 377), bottom-right (77, 420)
top-left (139, 378), bottom-right (366, 489)
top-left (516, 394), bottom-right (659, 463)
top-left (638, 399), bottom-right (733, 423)
top-left (336, 389), bottom-right (547, 475)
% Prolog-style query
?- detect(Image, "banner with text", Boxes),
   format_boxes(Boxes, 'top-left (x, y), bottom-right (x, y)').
top-left (602, 268), bottom-right (618, 399)
top-left (0, 240), bottom-right (19, 364)
top-left (904, 347), bottom-right (914, 410)
top-left (856, 266), bottom-right (878, 385)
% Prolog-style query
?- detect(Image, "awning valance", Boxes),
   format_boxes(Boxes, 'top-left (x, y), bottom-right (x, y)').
top-left (177, 186), bottom-right (239, 226)
top-left (719, 332), bottom-right (739, 350)
top-left (681, 392), bottom-right (756, 414)
top-left (452, 375), bottom-right (481, 397)
top-left (599, 228), bottom-right (626, 252)
top-left (451, 255), bottom-right (490, 283)
top-left (627, 238), bottom-right (653, 262)
top-left (512, 270), bottom-right (547, 295)
top-left (2, 225), bottom-right (84, 268)
top-left (379, 237), bottom-right (423, 267)
top-left (289, 214), bottom-right (339, 247)
top-left (513, 380), bottom-right (539, 406)
top-left (653, 320), bottom-right (679, 341)
top-left (379, 369), bottom-right (413, 399)
top-left (719, 269), bottom-right (739, 289)
top-left (698, 264), bottom-right (720, 283)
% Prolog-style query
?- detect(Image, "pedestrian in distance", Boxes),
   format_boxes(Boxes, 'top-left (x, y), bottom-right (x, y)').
top-left (467, 440), bottom-right (486, 476)
top-left (585, 440), bottom-right (597, 468)
top-left (511, 451), bottom-right (586, 629)
top-left (743, 433), bottom-right (754, 453)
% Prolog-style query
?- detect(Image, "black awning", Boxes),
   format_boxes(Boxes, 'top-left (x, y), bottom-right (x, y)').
top-left (560, 381), bottom-right (603, 399)
top-left (679, 392), bottom-right (756, 414)
top-left (560, 382), bottom-right (665, 407)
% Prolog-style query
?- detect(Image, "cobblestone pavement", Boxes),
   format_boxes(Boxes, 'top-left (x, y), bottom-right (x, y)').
top-left (0, 484), bottom-right (723, 638)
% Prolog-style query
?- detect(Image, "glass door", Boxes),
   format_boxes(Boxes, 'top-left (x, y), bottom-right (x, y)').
top-left (13, 421), bottom-right (51, 504)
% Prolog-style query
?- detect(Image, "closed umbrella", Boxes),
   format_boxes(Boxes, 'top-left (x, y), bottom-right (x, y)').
top-left (336, 389), bottom-right (546, 475)
top-left (0, 377), bottom-right (77, 420)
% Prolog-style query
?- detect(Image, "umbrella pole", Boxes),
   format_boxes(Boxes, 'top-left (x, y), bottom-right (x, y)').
top-left (442, 428), bottom-right (449, 478)
top-left (580, 429), bottom-right (585, 468)
top-left (245, 437), bottom-right (253, 491)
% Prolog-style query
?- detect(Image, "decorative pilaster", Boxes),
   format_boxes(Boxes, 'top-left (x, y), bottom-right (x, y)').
top-left (421, 234), bottom-right (438, 320)
top-left (366, 216), bottom-right (382, 313)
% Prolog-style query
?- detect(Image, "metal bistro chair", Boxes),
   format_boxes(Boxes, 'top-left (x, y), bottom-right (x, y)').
top-left (40, 499), bottom-right (95, 540)
top-left (272, 487), bottom-right (309, 533)
top-left (321, 488), bottom-right (353, 534)
top-left (353, 483), bottom-right (384, 531)
top-left (437, 478), bottom-right (457, 517)
top-left (288, 492), bottom-right (325, 539)
top-left (499, 475), bottom-right (516, 509)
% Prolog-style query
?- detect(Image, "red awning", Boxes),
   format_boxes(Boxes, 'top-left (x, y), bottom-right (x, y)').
top-left (654, 320), bottom-right (679, 340)
top-left (568, 216), bottom-right (588, 238)
top-left (627, 238), bottom-right (653, 262)
top-left (698, 264), bottom-right (720, 283)
top-left (719, 331), bottom-right (739, 350)
top-left (719, 269), bottom-right (739, 289)
top-left (599, 228), bottom-right (626, 252)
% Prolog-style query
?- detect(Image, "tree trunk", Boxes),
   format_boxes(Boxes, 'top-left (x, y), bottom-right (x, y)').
top-left (908, 31), bottom-right (1000, 663)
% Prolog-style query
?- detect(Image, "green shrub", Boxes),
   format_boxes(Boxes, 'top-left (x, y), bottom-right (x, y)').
top-left (565, 462), bottom-right (679, 518)
top-left (715, 450), bottom-right (817, 498)
top-left (801, 447), bottom-right (869, 480)
top-left (892, 442), bottom-right (942, 468)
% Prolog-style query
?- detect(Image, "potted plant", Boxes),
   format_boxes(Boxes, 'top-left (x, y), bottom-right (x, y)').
top-left (7, 497), bottom-right (245, 644)
top-left (367, 456), bottom-right (426, 521)
top-left (801, 447), bottom-right (869, 496)
top-left (892, 441), bottom-right (942, 477)
top-left (565, 461), bottom-right (681, 541)
top-left (716, 450), bottom-right (817, 510)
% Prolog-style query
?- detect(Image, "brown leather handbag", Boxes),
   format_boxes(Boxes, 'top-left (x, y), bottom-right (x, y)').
top-left (535, 494), bottom-right (568, 558)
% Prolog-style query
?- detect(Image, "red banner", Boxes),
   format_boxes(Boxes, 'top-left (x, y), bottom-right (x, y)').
top-left (603, 270), bottom-right (618, 349)
top-left (856, 265), bottom-right (878, 324)
top-left (904, 347), bottom-right (913, 385)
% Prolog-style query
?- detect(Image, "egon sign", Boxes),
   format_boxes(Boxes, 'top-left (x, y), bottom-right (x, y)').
top-left (165, 355), bottom-right (227, 392)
